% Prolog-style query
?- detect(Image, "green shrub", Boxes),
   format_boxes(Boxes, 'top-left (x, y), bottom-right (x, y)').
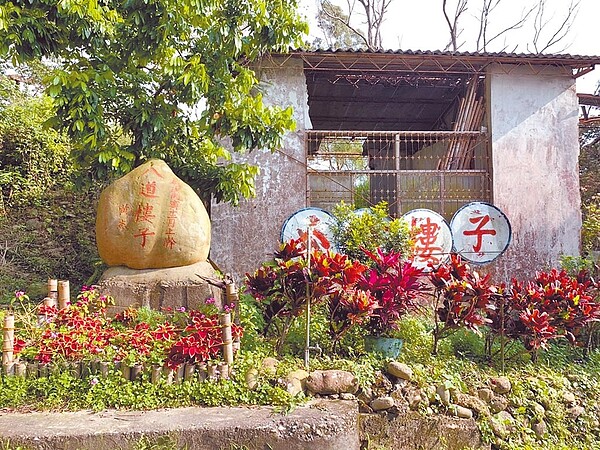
top-left (0, 77), bottom-right (73, 209)
top-left (582, 196), bottom-right (600, 253)
top-left (330, 201), bottom-right (413, 264)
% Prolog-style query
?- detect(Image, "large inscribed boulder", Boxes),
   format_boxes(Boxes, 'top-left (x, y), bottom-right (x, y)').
top-left (96, 159), bottom-right (210, 269)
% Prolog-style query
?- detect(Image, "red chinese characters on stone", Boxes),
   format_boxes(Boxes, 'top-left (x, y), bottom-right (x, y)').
top-left (462, 214), bottom-right (496, 254)
top-left (118, 204), bottom-right (131, 231)
top-left (164, 181), bottom-right (181, 250)
top-left (131, 169), bottom-right (162, 248)
top-left (412, 217), bottom-right (443, 265)
top-left (140, 181), bottom-right (158, 198)
top-left (133, 227), bottom-right (155, 248)
top-left (134, 203), bottom-right (156, 224)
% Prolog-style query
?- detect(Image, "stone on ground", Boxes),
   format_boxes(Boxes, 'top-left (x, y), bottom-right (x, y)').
top-left (306, 370), bottom-right (359, 395)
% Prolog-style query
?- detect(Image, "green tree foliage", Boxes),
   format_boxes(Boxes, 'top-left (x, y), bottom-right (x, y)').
top-left (0, 74), bottom-right (72, 208)
top-left (314, 0), bottom-right (365, 49)
top-left (0, 0), bottom-right (308, 205)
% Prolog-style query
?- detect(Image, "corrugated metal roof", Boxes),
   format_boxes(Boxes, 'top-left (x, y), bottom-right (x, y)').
top-left (287, 49), bottom-right (600, 132)
top-left (295, 48), bottom-right (600, 63)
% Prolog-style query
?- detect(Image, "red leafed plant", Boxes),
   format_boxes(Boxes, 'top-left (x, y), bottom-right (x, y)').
top-left (12, 286), bottom-right (241, 370)
top-left (166, 309), bottom-right (242, 369)
top-left (429, 254), bottom-right (499, 355)
top-left (357, 247), bottom-right (428, 337)
top-left (246, 236), bottom-right (372, 354)
top-left (489, 268), bottom-right (600, 354)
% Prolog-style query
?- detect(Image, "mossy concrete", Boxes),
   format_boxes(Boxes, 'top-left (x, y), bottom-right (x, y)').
top-left (0, 401), bottom-right (489, 450)
top-left (359, 410), bottom-right (490, 450)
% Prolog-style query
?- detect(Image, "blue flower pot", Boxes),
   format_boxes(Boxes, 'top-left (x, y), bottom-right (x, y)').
top-left (364, 336), bottom-right (403, 358)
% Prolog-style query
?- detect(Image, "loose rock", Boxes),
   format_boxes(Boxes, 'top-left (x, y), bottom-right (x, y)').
top-left (306, 370), bottom-right (359, 395)
top-left (280, 377), bottom-right (303, 397)
top-left (424, 385), bottom-right (437, 403)
top-left (287, 369), bottom-right (309, 385)
top-left (477, 388), bottom-right (494, 403)
top-left (245, 368), bottom-right (259, 390)
top-left (532, 402), bottom-right (546, 419)
top-left (386, 361), bottom-right (413, 381)
top-left (451, 405), bottom-right (474, 419)
top-left (562, 391), bottom-right (576, 406)
top-left (455, 393), bottom-right (489, 417)
top-left (489, 376), bottom-right (511, 395)
top-left (489, 396), bottom-right (509, 414)
top-left (261, 357), bottom-right (279, 376)
top-left (371, 371), bottom-right (393, 397)
top-left (490, 411), bottom-right (514, 439)
top-left (568, 405), bottom-right (585, 419)
top-left (357, 387), bottom-right (374, 404)
top-left (371, 396), bottom-right (395, 411)
top-left (532, 420), bottom-right (547, 439)
top-left (436, 384), bottom-right (451, 406)
top-left (406, 388), bottom-right (423, 410)
top-left (390, 386), bottom-right (409, 407)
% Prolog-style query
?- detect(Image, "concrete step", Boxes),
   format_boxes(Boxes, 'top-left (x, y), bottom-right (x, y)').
top-left (0, 400), bottom-right (488, 450)
top-left (0, 400), bottom-right (359, 450)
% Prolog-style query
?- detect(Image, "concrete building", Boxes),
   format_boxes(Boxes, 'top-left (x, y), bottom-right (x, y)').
top-left (210, 50), bottom-right (600, 282)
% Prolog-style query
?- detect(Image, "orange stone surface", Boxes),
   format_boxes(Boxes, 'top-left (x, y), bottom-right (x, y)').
top-left (96, 159), bottom-right (211, 269)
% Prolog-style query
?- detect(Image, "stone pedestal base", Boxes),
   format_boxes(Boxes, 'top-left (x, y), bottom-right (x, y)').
top-left (98, 261), bottom-right (223, 315)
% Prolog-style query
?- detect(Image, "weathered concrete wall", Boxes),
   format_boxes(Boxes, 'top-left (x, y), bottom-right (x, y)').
top-left (359, 411), bottom-right (489, 450)
top-left (210, 57), bottom-right (309, 281)
top-left (487, 64), bottom-right (581, 281)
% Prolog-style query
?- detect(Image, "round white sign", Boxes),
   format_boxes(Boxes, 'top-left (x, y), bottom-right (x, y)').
top-left (401, 209), bottom-right (453, 271)
top-left (280, 207), bottom-right (336, 252)
top-left (450, 202), bottom-right (511, 264)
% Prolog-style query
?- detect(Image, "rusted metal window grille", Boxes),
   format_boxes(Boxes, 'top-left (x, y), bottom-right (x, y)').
top-left (306, 131), bottom-right (491, 220)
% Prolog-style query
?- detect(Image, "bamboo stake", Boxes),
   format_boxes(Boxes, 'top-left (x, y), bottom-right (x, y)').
top-left (2, 314), bottom-right (14, 374)
top-left (151, 365), bottom-right (162, 384)
top-left (225, 277), bottom-right (241, 351)
top-left (459, 102), bottom-right (485, 169)
top-left (175, 364), bottom-right (185, 383)
top-left (58, 280), bottom-right (70, 309)
top-left (184, 363), bottom-right (195, 382)
top-left (207, 362), bottom-right (218, 380)
top-left (39, 364), bottom-right (49, 378)
top-left (27, 361), bottom-right (38, 379)
top-left (197, 362), bottom-right (207, 382)
top-left (443, 75), bottom-right (483, 170)
top-left (121, 363), bottom-right (131, 381)
top-left (15, 362), bottom-right (26, 377)
top-left (452, 79), bottom-right (477, 168)
top-left (130, 364), bottom-right (143, 381)
top-left (163, 366), bottom-right (175, 385)
top-left (220, 312), bottom-right (233, 370)
top-left (99, 362), bottom-right (109, 378)
top-left (218, 362), bottom-right (229, 380)
top-left (48, 279), bottom-right (58, 305)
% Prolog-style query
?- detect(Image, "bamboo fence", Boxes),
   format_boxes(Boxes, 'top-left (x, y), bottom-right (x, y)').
top-left (1, 277), bottom-right (239, 384)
